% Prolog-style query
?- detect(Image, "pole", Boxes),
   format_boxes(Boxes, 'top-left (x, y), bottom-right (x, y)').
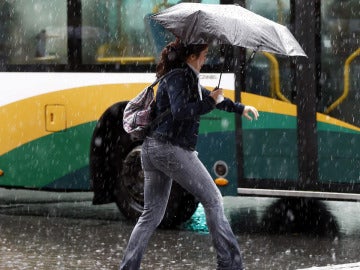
top-left (291, 0), bottom-right (320, 188)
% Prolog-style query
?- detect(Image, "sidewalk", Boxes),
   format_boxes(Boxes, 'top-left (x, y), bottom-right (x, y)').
top-left (298, 262), bottom-right (360, 270)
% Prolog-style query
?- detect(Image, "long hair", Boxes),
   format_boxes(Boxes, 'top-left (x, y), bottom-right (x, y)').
top-left (156, 38), bottom-right (208, 78)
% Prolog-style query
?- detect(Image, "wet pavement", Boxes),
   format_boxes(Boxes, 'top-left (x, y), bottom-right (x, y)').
top-left (1, 188), bottom-right (360, 270)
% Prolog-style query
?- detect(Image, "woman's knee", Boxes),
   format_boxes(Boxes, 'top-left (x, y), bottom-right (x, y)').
top-left (138, 207), bottom-right (165, 228)
top-left (200, 191), bottom-right (223, 209)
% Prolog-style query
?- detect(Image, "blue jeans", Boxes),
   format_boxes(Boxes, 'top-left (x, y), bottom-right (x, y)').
top-left (120, 137), bottom-right (243, 270)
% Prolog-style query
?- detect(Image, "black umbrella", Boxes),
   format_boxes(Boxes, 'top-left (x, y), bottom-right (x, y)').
top-left (151, 3), bottom-right (307, 86)
top-left (151, 3), bottom-right (306, 56)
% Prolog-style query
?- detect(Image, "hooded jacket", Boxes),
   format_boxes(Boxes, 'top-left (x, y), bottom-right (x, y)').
top-left (151, 65), bottom-right (245, 150)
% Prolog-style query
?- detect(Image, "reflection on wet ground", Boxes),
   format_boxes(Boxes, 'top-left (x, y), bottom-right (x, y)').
top-left (1, 189), bottom-right (360, 269)
top-left (230, 198), bottom-right (339, 236)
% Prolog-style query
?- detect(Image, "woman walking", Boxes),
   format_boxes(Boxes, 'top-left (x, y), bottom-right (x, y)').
top-left (120, 39), bottom-right (259, 270)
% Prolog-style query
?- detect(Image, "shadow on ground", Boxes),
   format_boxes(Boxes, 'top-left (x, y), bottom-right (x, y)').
top-left (230, 198), bottom-right (339, 237)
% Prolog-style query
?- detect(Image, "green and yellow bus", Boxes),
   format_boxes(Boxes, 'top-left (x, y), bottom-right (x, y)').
top-left (0, 0), bottom-right (359, 228)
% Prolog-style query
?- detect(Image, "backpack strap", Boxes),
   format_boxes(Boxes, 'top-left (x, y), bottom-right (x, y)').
top-left (149, 68), bottom-right (184, 129)
top-left (149, 68), bottom-right (184, 88)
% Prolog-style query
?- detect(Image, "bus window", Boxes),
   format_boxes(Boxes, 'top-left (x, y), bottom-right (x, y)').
top-left (0, 0), bottom-right (67, 65)
top-left (81, 0), bottom-right (175, 65)
top-left (82, 0), bottom-right (220, 65)
top-left (245, 0), bottom-right (293, 102)
top-left (321, 0), bottom-right (360, 126)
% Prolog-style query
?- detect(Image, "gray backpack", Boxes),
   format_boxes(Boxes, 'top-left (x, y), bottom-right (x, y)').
top-left (122, 69), bottom-right (183, 140)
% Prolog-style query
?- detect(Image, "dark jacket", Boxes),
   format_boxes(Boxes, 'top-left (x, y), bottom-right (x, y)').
top-left (152, 65), bottom-right (245, 150)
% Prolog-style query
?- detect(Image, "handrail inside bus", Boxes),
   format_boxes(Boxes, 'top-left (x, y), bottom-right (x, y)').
top-left (34, 55), bottom-right (59, 61)
top-left (325, 47), bottom-right (360, 114)
top-left (261, 51), bottom-right (291, 103)
top-left (96, 43), bottom-right (155, 64)
top-left (96, 56), bottom-right (155, 64)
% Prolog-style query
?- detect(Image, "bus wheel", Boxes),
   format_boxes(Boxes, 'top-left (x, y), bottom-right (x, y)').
top-left (90, 101), bottom-right (198, 229)
top-left (114, 144), bottom-right (199, 229)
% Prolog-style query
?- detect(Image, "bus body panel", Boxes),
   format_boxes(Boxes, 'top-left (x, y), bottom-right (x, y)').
top-left (1, 72), bottom-right (359, 197)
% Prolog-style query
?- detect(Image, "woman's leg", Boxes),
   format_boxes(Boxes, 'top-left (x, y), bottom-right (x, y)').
top-left (157, 145), bottom-right (243, 270)
top-left (119, 139), bottom-right (172, 270)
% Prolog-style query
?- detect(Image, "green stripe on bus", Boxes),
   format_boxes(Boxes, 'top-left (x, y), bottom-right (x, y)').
top-left (200, 110), bottom-right (297, 134)
top-left (0, 122), bottom-right (96, 189)
top-left (318, 121), bottom-right (360, 134)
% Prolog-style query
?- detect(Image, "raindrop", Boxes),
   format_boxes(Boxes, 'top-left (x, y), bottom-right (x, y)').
top-left (331, 248), bottom-right (336, 262)
top-left (221, 118), bottom-right (229, 129)
top-left (94, 137), bottom-right (102, 146)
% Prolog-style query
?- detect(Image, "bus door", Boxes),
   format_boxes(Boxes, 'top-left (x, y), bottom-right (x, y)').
top-left (232, 0), bottom-right (299, 196)
top-left (235, 0), bottom-right (360, 200)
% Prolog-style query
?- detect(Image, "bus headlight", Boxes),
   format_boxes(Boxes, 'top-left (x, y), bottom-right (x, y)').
top-left (213, 161), bottom-right (229, 186)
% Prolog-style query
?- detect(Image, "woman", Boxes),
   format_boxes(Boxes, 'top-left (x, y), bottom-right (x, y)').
top-left (120, 39), bottom-right (259, 270)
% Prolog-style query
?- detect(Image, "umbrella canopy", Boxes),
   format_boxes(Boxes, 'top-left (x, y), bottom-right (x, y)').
top-left (151, 3), bottom-right (306, 57)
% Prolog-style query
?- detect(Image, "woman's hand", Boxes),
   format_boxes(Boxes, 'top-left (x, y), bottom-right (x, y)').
top-left (242, 105), bottom-right (259, 120)
top-left (210, 87), bottom-right (224, 104)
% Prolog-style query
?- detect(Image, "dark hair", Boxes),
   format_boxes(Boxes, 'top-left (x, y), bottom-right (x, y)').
top-left (156, 38), bottom-right (208, 78)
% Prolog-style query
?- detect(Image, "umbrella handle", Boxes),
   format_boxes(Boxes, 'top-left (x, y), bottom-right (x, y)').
top-left (217, 45), bottom-right (229, 88)
top-left (217, 72), bottom-right (223, 89)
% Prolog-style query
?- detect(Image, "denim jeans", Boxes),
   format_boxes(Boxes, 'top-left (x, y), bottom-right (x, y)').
top-left (120, 137), bottom-right (243, 270)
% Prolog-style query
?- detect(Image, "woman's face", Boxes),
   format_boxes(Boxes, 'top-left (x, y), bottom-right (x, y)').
top-left (186, 47), bottom-right (208, 72)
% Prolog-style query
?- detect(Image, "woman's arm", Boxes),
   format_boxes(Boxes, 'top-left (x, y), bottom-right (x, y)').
top-left (202, 87), bottom-right (259, 120)
top-left (166, 74), bottom-right (216, 120)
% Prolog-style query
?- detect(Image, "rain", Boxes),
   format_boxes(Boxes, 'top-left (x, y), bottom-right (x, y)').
top-left (1, 0), bottom-right (359, 270)
top-left (1, 189), bottom-right (360, 269)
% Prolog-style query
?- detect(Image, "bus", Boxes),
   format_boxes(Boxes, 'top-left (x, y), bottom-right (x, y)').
top-left (0, 0), bottom-right (359, 228)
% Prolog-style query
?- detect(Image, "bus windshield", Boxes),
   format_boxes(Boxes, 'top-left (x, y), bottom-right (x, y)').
top-left (0, 0), bottom-right (221, 67)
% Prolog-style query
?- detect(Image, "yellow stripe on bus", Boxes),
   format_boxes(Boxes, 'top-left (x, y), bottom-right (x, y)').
top-left (3, 84), bottom-right (357, 156)
top-left (317, 113), bottom-right (360, 132)
top-left (241, 92), bottom-right (359, 133)
top-left (239, 91), bottom-right (297, 116)
top-left (0, 83), bottom-right (147, 155)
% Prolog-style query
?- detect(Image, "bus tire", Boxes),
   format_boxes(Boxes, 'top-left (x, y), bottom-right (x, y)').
top-left (114, 144), bottom-right (199, 229)
top-left (90, 101), bottom-right (198, 229)
top-left (90, 101), bottom-right (134, 205)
